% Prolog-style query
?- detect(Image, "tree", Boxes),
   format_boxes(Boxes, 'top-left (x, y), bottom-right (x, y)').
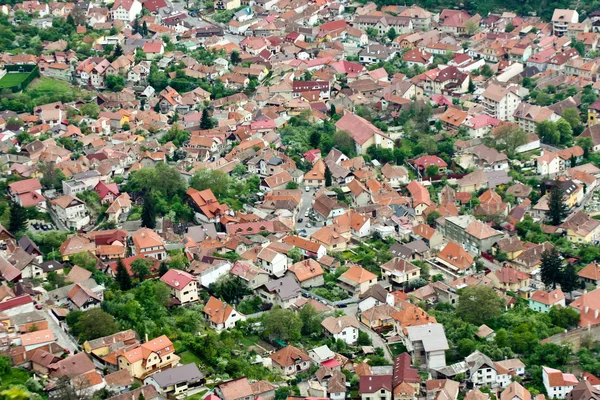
top-left (114, 43), bottom-right (123, 57)
top-left (560, 262), bottom-right (580, 294)
top-left (288, 247), bottom-right (302, 263)
top-left (577, 137), bottom-right (593, 159)
top-left (115, 258), bottom-right (133, 291)
top-left (546, 185), bottom-right (568, 225)
top-left (426, 211), bottom-right (442, 225)
top-left (67, 308), bottom-right (119, 341)
top-left (8, 202), bottom-right (27, 234)
top-left (541, 247), bottom-right (563, 288)
top-left (158, 262), bottom-right (169, 277)
top-left (386, 27), bottom-right (398, 41)
top-left (131, 258), bottom-right (152, 281)
top-left (357, 330), bottom-right (372, 346)
top-left (200, 108), bottom-right (214, 130)
top-left (299, 304), bottom-right (322, 336)
top-left (310, 130), bottom-right (321, 148)
top-left (536, 121), bottom-right (560, 145)
top-left (262, 307), bottom-right (302, 341)
top-left (275, 387), bottom-right (291, 400)
top-left (80, 103), bottom-right (100, 118)
top-left (286, 181), bottom-right (299, 190)
top-left (488, 124), bottom-right (529, 157)
top-left (456, 286), bottom-right (504, 324)
top-left (332, 131), bottom-right (356, 157)
top-left (141, 192), bottom-right (156, 229)
top-left (325, 166), bottom-right (332, 187)
top-left (548, 306), bottom-right (580, 329)
top-left (571, 39), bottom-right (586, 56)
top-left (465, 20), bottom-right (479, 35)
top-left (425, 164), bottom-right (439, 177)
top-left (505, 22), bottom-right (515, 32)
top-left (190, 169), bottom-right (230, 199)
top-left (142, 21), bottom-right (149, 36)
top-left (230, 50), bottom-right (241, 65)
top-left (562, 108), bottom-right (580, 131)
top-left (210, 275), bottom-right (251, 305)
top-left (105, 74), bottom-right (125, 91)
top-left (556, 119), bottom-right (573, 145)
top-left (330, 104), bottom-right (337, 116)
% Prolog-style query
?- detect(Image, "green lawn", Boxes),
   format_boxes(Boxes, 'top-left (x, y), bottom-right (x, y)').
top-left (179, 350), bottom-right (202, 365)
top-left (187, 390), bottom-right (209, 400)
top-left (0, 72), bottom-right (29, 88)
top-left (26, 77), bottom-right (73, 95)
top-left (240, 335), bottom-right (260, 347)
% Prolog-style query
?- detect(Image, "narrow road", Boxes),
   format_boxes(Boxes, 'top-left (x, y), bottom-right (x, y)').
top-left (359, 322), bottom-right (393, 362)
top-left (42, 309), bottom-right (78, 353)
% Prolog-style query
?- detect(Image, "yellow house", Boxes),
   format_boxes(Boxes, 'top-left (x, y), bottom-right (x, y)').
top-left (117, 335), bottom-right (180, 380)
top-left (493, 237), bottom-right (524, 261)
top-left (83, 330), bottom-right (139, 357)
top-left (486, 266), bottom-right (531, 298)
top-left (561, 210), bottom-right (600, 244)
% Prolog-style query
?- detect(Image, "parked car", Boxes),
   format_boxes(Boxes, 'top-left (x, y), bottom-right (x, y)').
top-left (306, 223), bottom-right (312, 228)
top-left (298, 218), bottom-right (303, 223)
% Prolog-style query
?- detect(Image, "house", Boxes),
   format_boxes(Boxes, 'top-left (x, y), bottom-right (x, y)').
top-left (361, 303), bottom-right (396, 329)
top-left (256, 247), bottom-right (288, 277)
top-left (403, 48), bottom-right (433, 67)
top-left (215, 377), bottom-right (255, 400)
top-left (7, 178), bottom-right (46, 210)
top-left (203, 296), bottom-right (245, 332)
top-left (560, 211), bottom-right (600, 244)
top-left (438, 215), bottom-right (503, 254)
top-left (578, 262), bottom-right (600, 285)
top-left (359, 375), bottom-right (393, 400)
top-left (144, 363), bottom-right (204, 397)
top-left (404, 323), bottom-right (448, 369)
top-left (543, 366), bottom-right (578, 399)
top-left (18, 328), bottom-right (56, 351)
top-left (381, 258), bottom-right (421, 287)
top-left (358, 284), bottom-right (393, 313)
top-left (258, 275), bottom-right (302, 309)
top-left (160, 269), bottom-right (199, 305)
top-left (481, 84), bottom-right (524, 122)
top-left (131, 228), bottom-right (167, 261)
top-left (67, 283), bottom-right (103, 311)
top-left (51, 195), bottom-right (90, 230)
top-left (338, 266), bottom-right (377, 295)
top-left (529, 288), bottom-right (566, 312)
top-left (111, 0), bottom-right (142, 21)
top-left (186, 188), bottom-right (230, 223)
top-left (552, 9), bottom-right (579, 36)
top-left (95, 181), bottom-right (119, 204)
top-left (283, 236), bottom-right (327, 259)
top-left (486, 266), bottom-right (530, 296)
top-left (321, 315), bottom-right (360, 345)
top-left (436, 242), bottom-right (475, 274)
top-left (230, 261), bottom-right (270, 290)
top-left (407, 181), bottom-right (431, 216)
top-left (393, 352), bottom-right (421, 394)
top-left (335, 113), bottom-right (394, 155)
top-left (117, 335), bottom-right (180, 380)
top-left (570, 288), bottom-right (600, 327)
top-left (270, 345), bottom-right (311, 375)
top-left (288, 259), bottom-right (325, 288)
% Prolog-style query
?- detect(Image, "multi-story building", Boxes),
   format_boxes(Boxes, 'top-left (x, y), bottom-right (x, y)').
top-left (552, 9), bottom-right (579, 36)
top-left (160, 269), bottom-right (199, 305)
top-left (131, 228), bottom-right (167, 261)
top-left (50, 195), bottom-right (90, 230)
top-left (481, 84), bottom-right (524, 122)
top-left (117, 335), bottom-right (180, 380)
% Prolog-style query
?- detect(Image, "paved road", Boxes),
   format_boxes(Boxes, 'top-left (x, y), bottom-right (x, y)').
top-left (295, 188), bottom-right (320, 237)
top-left (359, 322), bottom-right (393, 362)
top-left (42, 309), bottom-right (78, 353)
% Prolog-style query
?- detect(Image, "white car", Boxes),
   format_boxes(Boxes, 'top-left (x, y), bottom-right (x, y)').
top-left (305, 187), bottom-right (310, 192)
top-left (306, 223), bottom-right (312, 228)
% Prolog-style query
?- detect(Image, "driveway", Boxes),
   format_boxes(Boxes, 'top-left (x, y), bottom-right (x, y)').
top-left (359, 322), bottom-right (393, 362)
top-left (42, 309), bottom-right (78, 353)
top-left (296, 188), bottom-right (320, 236)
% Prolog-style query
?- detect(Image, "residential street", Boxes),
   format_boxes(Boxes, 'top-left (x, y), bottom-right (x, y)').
top-left (42, 309), bottom-right (79, 353)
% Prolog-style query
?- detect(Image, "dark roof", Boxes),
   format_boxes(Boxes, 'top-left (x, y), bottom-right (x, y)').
top-left (359, 375), bottom-right (393, 394)
top-left (17, 235), bottom-right (41, 256)
top-left (149, 363), bottom-right (204, 388)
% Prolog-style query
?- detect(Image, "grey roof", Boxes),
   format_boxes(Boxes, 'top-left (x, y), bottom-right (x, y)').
top-left (72, 170), bottom-right (101, 180)
top-left (485, 170), bottom-right (512, 188)
top-left (39, 260), bottom-right (66, 273)
top-left (404, 240), bottom-right (429, 254)
top-left (148, 363), bottom-right (203, 388)
top-left (359, 283), bottom-right (388, 302)
top-left (187, 223), bottom-right (218, 242)
top-left (10, 311), bottom-right (44, 326)
top-left (406, 324), bottom-right (449, 352)
top-left (47, 278), bottom-right (101, 302)
top-left (262, 275), bottom-right (301, 300)
top-left (18, 235), bottom-right (41, 256)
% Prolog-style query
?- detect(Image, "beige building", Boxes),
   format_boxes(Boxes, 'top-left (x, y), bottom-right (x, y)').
top-left (117, 335), bottom-right (180, 379)
top-left (159, 269), bottom-right (199, 305)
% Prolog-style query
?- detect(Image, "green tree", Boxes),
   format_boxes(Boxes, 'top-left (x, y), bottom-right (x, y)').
top-left (190, 169), bottom-right (230, 199)
top-left (230, 50), bottom-right (241, 65)
top-left (299, 304), bottom-right (323, 336)
top-left (505, 22), bottom-right (515, 32)
top-left (456, 286), bottom-right (504, 325)
top-left (562, 108), bottom-right (580, 131)
top-left (541, 247), bottom-right (563, 288)
top-left (332, 131), bottom-right (356, 157)
top-left (275, 387), bottom-right (291, 400)
top-left (210, 275), bottom-right (251, 305)
top-left (571, 39), bottom-right (586, 56)
top-left (115, 257), bottom-right (133, 291)
top-left (560, 262), bottom-right (580, 295)
top-left (131, 258), bottom-right (152, 281)
top-left (286, 181), bottom-right (299, 189)
top-left (8, 202), bottom-right (27, 234)
top-left (426, 211), bottom-right (442, 225)
top-left (142, 21), bottom-right (148, 36)
top-left (556, 119), bottom-right (573, 145)
top-left (425, 164), bottom-right (439, 177)
top-left (262, 307), bottom-right (302, 341)
top-left (546, 185), bottom-right (568, 225)
top-left (67, 308), bottom-right (119, 341)
top-left (536, 121), bottom-right (560, 145)
top-left (357, 330), bottom-right (372, 346)
top-left (577, 137), bottom-right (593, 159)
top-left (548, 306), bottom-right (580, 329)
top-left (114, 43), bottom-right (123, 57)
top-left (310, 130), bottom-right (321, 148)
top-left (325, 165), bottom-right (332, 187)
top-left (200, 108), bottom-right (214, 130)
top-left (105, 74), bottom-right (125, 91)
top-left (141, 192), bottom-right (156, 229)
top-left (387, 27), bottom-right (398, 41)
top-left (158, 262), bottom-right (169, 277)
top-left (288, 247), bottom-right (303, 263)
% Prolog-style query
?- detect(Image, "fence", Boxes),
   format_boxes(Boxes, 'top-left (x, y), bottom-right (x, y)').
top-left (0, 64), bottom-right (40, 92)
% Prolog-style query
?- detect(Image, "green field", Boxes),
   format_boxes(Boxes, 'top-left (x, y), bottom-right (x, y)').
top-left (26, 76), bottom-right (73, 95)
top-left (0, 72), bottom-right (29, 88)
